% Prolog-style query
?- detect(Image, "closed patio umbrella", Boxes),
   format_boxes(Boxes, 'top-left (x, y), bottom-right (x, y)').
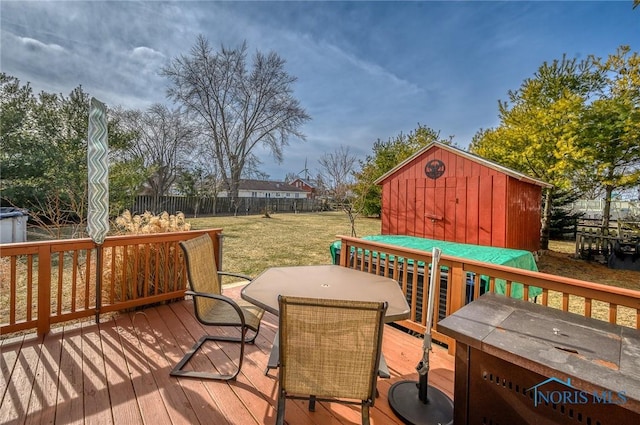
top-left (87, 97), bottom-right (108, 322)
top-left (388, 247), bottom-right (453, 425)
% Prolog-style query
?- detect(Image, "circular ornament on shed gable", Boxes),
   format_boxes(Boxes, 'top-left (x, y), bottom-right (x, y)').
top-left (425, 159), bottom-right (446, 179)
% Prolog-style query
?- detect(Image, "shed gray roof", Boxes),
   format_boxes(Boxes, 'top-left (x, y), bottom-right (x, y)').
top-left (374, 141), bottom-right (552, 188)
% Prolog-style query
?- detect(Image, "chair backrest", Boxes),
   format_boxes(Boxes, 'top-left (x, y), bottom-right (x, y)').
top-left (180, 234), bottom-right (222, 314)
top-left (278, 296), bottom-right (387, 402)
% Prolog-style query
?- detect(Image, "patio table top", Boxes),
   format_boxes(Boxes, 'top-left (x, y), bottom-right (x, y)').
top-left (240, 264), bottom-right (411, 322)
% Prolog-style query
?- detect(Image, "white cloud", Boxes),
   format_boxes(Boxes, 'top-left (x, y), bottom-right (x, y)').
top-left (16, 35), bottom-right (66, 53)
top-left (130, 46), bottom-right (165, 61)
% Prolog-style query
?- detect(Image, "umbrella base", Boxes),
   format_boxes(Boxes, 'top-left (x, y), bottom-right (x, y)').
top-left (388, 380), bottom-right (453, 425)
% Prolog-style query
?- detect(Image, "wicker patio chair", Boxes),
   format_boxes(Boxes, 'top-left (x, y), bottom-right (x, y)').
top-left (170, 233), bottom-right (264, 381)
top-left (276, 296), bottom-right (388, 425)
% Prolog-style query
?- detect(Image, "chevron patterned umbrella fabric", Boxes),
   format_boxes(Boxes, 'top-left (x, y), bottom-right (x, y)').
top-left (87, 98), bottom-right (109, 245)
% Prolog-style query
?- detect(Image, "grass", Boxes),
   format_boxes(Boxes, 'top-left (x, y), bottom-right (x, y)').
top-left (190, 212), bottom-right (640, 290)
top-left (189, 211), bottom-right (382, 279)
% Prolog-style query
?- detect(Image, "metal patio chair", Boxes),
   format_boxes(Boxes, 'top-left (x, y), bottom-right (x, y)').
top-left (170, 233), bottom-right (264, 381)
top-left (276, 296), bottom-right (388, 425)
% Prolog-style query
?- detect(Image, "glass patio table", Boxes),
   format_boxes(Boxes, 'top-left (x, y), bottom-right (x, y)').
top-left (241, 264), bottom-right (411, 376)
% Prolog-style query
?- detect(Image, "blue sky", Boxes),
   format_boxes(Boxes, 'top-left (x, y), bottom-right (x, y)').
top-left (1, 1), bottom-right (638, 180)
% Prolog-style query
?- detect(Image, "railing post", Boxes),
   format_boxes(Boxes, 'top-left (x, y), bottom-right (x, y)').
top-left (339, 237), bottom-right (349, 267)
top-left (37, 244), bottom-right (51, 337)
top-left (214, 231), bottom-right (224, 271)
top-left (448, 263), bottom-right (466, 316)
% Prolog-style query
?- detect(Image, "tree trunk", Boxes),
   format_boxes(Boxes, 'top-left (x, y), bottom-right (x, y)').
top-left (602, 185), bottom-right (613, 234)
top-left (342, 204), bottom-right (358, 237)
top-left (540, 187), bottom-right (553, 250)
top-left (230, 166), bottom-right (242, 216)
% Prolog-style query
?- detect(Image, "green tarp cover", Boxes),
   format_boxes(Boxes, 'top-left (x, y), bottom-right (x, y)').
top-left (330, 235), bottom-right (541, 299)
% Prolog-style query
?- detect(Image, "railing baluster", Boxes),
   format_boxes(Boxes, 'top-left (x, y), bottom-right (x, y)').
top-left (27, 255), bottom-right (33, 322)
top-left (71, 250), bottom-right (78, 312)
top-left (38, 244), bottom-right (52, 336)
top-left (431, 265), bottom-right (439, 325)
top-left (172, 241), bottom-right (180, 292)
top-left (85, 249), bottom-right (92, 310)
top-left (142, 243), bottom-right (150, 296)
top-left (392, 258), bottom-right (400, 281)
top-left (373, 250), bottom-right (378, 273)
top-left (9, 257), bottom-right (16, 325)
top-left (57, 252), bottom-right (64, 315)
top-left (473, 274), bottom-right (481, 300)
top-left (133, 243), bottom-right (140, 298)
top-left (122, 245), bottom-right (128, 300)
top-left (109, 246), bottom-right (115, 303)
top-left (609, 303), bottom-right (618, 324)
top-left (412, 265), bottom-right (419, 324)
top-left (154, 243), bottom-right (161, 295)
top-left (401, 261), bottom-right (409, 295)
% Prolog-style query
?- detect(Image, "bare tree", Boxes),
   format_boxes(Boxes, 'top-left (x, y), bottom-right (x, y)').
top-left (179, 136), bottom-right (224, 216)
top-left (162, 36), bottom-right (310, 214)
top-left (318, 145), bottom-right (360, 235)
top-left (284, 172), bottom-right (298, 183)
top-left (118, 104), bottom-right (195, 211)
top-left (318, 145), bottom-right (357, 200)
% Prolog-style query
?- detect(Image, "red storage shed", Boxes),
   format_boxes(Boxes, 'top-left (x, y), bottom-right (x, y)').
top-left (374, 142), bottom-right (552, 252)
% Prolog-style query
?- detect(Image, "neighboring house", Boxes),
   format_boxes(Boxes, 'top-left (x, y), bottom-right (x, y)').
top-left (375, 141), bottom-right (552, 252)
top-left (217, 179), bottom-right (308, 199)
top-left (289, 178), bottom-right (317, 199)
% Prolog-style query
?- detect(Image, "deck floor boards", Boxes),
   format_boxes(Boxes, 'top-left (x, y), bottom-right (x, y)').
top-left (1, 285), bottom-right (454, 425)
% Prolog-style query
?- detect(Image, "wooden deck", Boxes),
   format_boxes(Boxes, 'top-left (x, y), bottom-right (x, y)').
top-left (0, 285), bottom-right (454, 425)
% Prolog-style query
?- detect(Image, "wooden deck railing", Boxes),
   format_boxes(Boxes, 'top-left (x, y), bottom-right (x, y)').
top-left (338, 235), bottom-right (640, 348)
top-left (4, 230), bottom-right (638, 345)
top-left (0, 229), bottom-right (222, 337)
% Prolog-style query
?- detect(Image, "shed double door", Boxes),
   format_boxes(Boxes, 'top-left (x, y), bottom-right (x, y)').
top-left (396, 176), bottom-right (499, 246)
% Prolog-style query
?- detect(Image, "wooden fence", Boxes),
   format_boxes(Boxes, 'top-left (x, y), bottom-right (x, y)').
top-left (575, 230), bottom-right (618, 260)
top-left (576, 227), bottom-right (640, 262)
top-left (131, 195), bottom-right (323, 216)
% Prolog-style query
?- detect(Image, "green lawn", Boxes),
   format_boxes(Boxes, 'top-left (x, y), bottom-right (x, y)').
top-left (189, 211), bottom-right (382, 279)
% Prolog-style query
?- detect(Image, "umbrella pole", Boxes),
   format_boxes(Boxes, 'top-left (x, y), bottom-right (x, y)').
top-left (417, 333), bottom-right (432, 403)
top-left (388, 247), bottom-right (453, 425)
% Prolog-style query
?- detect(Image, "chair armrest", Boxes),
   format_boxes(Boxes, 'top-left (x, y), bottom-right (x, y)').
top-left (185, 290), bottom-right (246, 324)
top-left (217, 271), bottom-right (253, 281)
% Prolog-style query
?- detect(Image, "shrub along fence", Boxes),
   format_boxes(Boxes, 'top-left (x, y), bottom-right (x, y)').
top-left (131, 195), bottom-right (324, 217)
